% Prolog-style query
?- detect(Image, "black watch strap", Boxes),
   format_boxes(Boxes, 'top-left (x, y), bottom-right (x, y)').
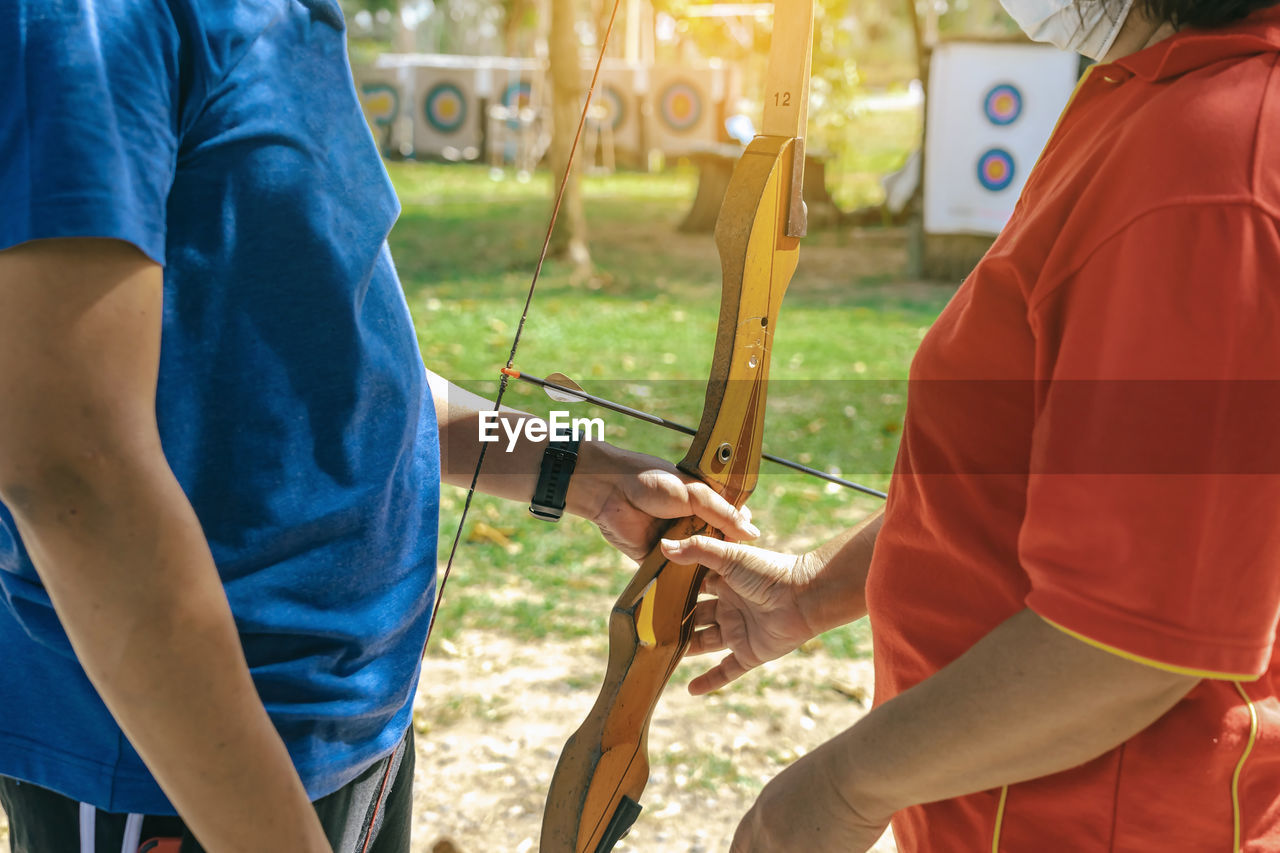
top-left (530, 438), bottom-right (581, 521)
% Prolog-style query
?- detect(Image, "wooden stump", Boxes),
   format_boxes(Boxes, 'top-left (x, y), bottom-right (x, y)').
top-left (678, 144), bottom-right (842, 233)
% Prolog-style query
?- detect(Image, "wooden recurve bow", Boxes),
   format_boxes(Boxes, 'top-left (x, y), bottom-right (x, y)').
top-left (539, 3), bottom-right (816, 850)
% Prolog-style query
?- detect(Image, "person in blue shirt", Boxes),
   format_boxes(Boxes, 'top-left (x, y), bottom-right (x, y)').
top-left (0, 1), bottom-right (756, 851)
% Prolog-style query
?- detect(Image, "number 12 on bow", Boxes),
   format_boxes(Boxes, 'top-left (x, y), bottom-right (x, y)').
top-left (539, 2), bottom-right (816, 850)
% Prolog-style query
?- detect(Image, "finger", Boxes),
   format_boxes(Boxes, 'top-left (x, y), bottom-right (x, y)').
top-left (682, 481), bottom-right (760, 540)
top-left (692, 598), bottom-right (719, 628)
top-left (699, 572), bottom-right (724, 598)
top-left (688, 652), bottom-right (753, 695)
top-left (687, 624), bottom-right (725, 657)
top-left (661, 535), bottom-right (735, 573)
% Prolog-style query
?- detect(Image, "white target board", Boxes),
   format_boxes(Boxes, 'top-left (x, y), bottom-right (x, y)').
top-left (924, 42), bottom-right (1080, 236)
top-left (585, 63), bottom-right (644, 158)
top-left (648, 66), bottom-right (719, 154)
top-left (413, 68), bottom-right (482, 159)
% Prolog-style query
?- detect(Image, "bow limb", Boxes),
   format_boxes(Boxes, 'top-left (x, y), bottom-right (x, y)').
top-left (540, 4), bottom-right (815, 851)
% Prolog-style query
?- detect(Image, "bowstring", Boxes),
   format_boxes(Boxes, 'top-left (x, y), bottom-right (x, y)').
top-left (425, 0), bottom-right (625, 650)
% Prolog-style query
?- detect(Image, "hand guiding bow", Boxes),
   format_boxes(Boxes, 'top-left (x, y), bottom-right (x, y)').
top-left (539, 3), bottom-right (816, 850)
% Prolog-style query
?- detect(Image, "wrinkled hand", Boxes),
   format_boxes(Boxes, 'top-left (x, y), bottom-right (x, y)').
top-left (658, 536), bottom-right (820, 695)
top-left (731, 738), bottom-right (893, 853)
top-left (572, 444), bottom-right (758, 562)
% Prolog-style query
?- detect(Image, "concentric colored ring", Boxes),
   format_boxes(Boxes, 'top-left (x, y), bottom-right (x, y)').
top-left (659, 81), bottom-right (702, 132)
top-left (424, 82), bottom-right (468, 133)
top-left (589, 85), bottom-right (626, 131)
top-left (977, 148), bottom-right (1017, 192)
top-left (501, 80), bottom-right (533, 109)
top-left (501, 80), bottom-right (534, 129)
top-left (983, 83), bottom-right (1023, 126)
top-left (360, 83), bottom-right (399, 127)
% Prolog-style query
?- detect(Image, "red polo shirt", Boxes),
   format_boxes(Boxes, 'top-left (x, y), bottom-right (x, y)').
top-left (867, 8), bottom-right (1280, 851)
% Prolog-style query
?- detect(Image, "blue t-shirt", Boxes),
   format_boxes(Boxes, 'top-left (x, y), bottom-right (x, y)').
top-left (0, 0), bottom-right (440, 813)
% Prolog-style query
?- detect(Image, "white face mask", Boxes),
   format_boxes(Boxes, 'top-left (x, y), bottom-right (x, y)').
top-left (999, 0), bottom-right (1136, 61)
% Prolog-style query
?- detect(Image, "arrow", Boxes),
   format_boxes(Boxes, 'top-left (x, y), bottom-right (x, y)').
top-left (501, 367), bottom-right (887, 499)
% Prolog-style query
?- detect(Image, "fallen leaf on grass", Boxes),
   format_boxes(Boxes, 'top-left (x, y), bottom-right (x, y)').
top-left (828, 679), bottom-right (870, 705)
top-left (467, 522), bottom-right (516, 548)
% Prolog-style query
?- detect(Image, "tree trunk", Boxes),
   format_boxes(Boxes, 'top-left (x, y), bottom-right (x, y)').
top-left (547, 0), bottom-right (592, 275)
top-left (391, 0), bottom-right (415, 53)
top-left (504, 0), bottom-right (530, 59)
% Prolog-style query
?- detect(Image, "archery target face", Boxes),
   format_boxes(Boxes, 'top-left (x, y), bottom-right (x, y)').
top-left (924, 42), bottom-right (1079, 236)
top-left (589, 85), bottom-right (626, 131)
top-left (976, 148), bottom-right (1016, 192)
top-left (424, 81), bottom-right (468, 133)
top-left (501, 80), bottom-right (535, 128)
top-left (412, 67), bottom-right (482, 159)
top-left (984, 84), bottom-right (1024, 126)
top-left (590, 68), bottom-right (644, 156)
top-left (359, 82), bottom-right (399, 127)
top-left (647, 68), bottom-right (721, 153)
top-left (659, 80), bottom-right (703, 132)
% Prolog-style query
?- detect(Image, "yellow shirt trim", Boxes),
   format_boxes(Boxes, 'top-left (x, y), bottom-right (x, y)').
top-left (1231, 681), bottom-right (1259, 851)
top-left (991, 786), bottom-right (1008, 853)
top-left (986, 662), bottom-right (1256, 851)
top-left (1040, 617), bottom-right (1261, 682)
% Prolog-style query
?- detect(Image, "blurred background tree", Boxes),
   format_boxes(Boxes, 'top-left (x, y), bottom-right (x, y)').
top-left (339, 0), bottom-right (1020, 150)
top-left (339, 0), bottom-right (1020, 214)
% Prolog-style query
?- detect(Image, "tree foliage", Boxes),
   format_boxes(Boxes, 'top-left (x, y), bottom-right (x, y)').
top-left (342, 0), bottom-right (1018, 163)
top-left (659, 0), bottom-right (917, 155)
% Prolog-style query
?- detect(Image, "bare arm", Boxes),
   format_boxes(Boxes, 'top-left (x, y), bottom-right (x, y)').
top-left (0, 239), bottom-right (330, 852)
top-left (848, 609), bottom-right (1196, 809)
top-left (732, 609), bottom-right (1199, 851)
top-left (426, 370), bottom-right (758, 561)
top-left (794, 508), bottom-right (883, 635)
top-left (428, 370), bottom-right (584, 505)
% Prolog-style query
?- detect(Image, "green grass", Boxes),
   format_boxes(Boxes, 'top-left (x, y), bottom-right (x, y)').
top-left (391, 139), bottom-right (947, 658)
top-left (651, 748), bottom-right (760, 793)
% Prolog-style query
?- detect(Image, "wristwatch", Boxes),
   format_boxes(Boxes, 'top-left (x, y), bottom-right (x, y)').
top-left (529, 437), bottom-right (581, 521)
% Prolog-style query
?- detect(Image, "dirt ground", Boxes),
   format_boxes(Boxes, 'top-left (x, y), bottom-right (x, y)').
top-left (408, 631), bottom-right (897, 853)
top-left (0, 632), bottom-right (895, 853)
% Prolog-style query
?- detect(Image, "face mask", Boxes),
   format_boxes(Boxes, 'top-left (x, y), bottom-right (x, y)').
top-left (999, 0), bottom-right (1136, 61)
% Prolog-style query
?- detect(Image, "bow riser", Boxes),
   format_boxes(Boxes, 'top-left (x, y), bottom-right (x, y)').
top-left (541, 515), bottom-right (709, 853)
top-left (682, 135), bottom-right (803, 506)
top-left (541, 135), bottom-right (806, 853)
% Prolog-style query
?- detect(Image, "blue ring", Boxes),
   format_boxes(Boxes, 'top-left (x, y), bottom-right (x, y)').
top-left (360, 83), bottom-right (400, 127)
top-left (598, 86), bottom-right (626, 131)
top-left (976, 148), bottom-right (1017, 192)
top-left (500, 81), bottom-right (534, 129)
top-left (660, 81), bottom-right (703, 132)
top-left (424, 82), bottom-right (468, 133)
top-left (983, 84), bottom-right (1023, 127)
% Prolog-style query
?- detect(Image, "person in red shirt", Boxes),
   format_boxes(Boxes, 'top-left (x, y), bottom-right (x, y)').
top-left (662, 1), bottom-right (1280, 850)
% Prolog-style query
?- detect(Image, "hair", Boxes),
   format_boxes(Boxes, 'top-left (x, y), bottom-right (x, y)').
top-left (1135, 0), bottom-right (1279, 28)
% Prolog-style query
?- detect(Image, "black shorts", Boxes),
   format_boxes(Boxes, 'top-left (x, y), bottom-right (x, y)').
top-left (0, 727), bottom-right (414, 853)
